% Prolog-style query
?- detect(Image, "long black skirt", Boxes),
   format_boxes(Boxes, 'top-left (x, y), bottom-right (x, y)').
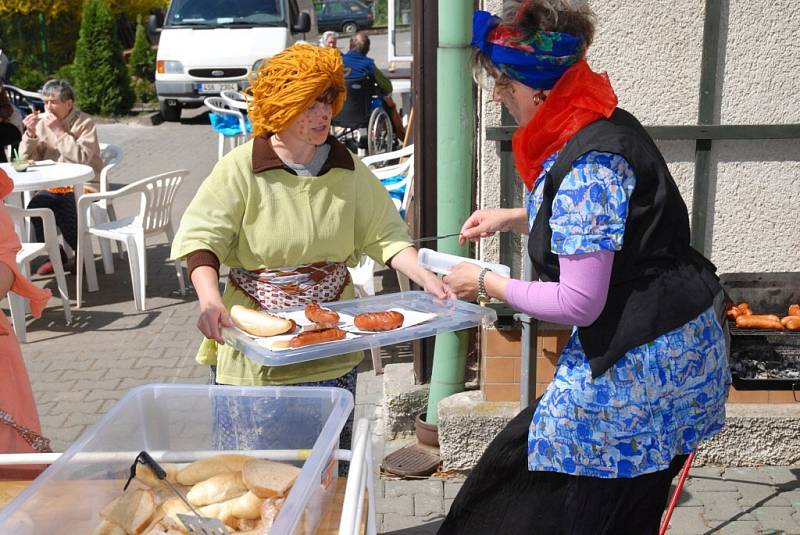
top-left (439, 401), bottom-right (687, 535)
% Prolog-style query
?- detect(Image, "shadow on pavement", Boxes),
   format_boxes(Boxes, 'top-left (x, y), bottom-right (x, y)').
top-left (383, 519), bottom-right (443, 535)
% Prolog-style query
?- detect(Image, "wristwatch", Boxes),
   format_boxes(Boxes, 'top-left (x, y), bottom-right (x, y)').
top-left (477, 267), bottom-right (491, 306)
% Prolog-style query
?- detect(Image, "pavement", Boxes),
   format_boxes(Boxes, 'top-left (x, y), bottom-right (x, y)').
top-left (3, 108), bottom-right (800, 534)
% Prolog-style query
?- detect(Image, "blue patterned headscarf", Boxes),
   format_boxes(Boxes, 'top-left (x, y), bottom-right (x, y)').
top-left (471, 10), bottom-right (581, 90)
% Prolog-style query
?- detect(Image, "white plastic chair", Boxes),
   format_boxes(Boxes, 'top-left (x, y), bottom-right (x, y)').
top-left (86, 142), bottom-right (124, 275)
top-left (5, 206), bottom-right (72, 343)
top-left (220, 89), bottom-right (248, 111)
top-left (76, 169), bottom-right (189, 311)
top-left (349, 144), bottom-right (414, 374)
top-left (204, 96), bottom-right (248, 161)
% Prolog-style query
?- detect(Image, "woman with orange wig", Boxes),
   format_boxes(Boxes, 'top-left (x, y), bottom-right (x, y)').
top-left (172, 44), bottom-right (449, 458)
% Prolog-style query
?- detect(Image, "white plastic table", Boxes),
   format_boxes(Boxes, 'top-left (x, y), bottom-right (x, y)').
top-left (2, 161), bottom-right (94, 195)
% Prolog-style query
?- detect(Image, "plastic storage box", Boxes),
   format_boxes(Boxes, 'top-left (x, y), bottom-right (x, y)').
top-left (223, 291), bottom-right (498, 367)
top-left (0, 384), bottom-right (353, 535)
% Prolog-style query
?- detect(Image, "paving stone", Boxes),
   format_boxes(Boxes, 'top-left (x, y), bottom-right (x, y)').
top-left (704, 520), bottom-right (762, 534)
top-left (736, 481), bottom-right (790, 507)
top-left (723, 467), bottom-right (775, 485)
top-left (762, 467), bottom-right (800, 487)
top-left (45, 357), bottom-right (98, 372)
top-left (38, 390), bottom-right (88, 404)
top-left (59, 369), bottom-right (107, 382)
top-left (385, 480), bottom-right (443, 498)
top-left (688, 473), bottom-right (740, 492)
top-left (751, 507), bottom-right (800, 534)
top-left (700, 491), bottom-right (754, 521)
top-left (72, 378), bottom-right (121, 391)
top-left (444, 498), bottom-right (455, 514)
top-left (65, 412), bottom-right (102, 427)
top-left (84, 389), bottom-right (126, 402)
top-left (668, 506), bottom-right (708, 534)
top-left (381, 513), bottom-right (443, 534)
top-left (376, 495), bottom-right (413, 515)
top-left (104, 366), bottom-right (151, 380)
top-left (414, 493), bottom-right (443, 516)
top-left (443, 480), bottom-right (464, 499)
top-left (47, 400), bottom-right (105, 416)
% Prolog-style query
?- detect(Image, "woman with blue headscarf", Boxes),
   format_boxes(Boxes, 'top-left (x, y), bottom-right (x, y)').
top-left (440, 1), bottom-right (730, 533)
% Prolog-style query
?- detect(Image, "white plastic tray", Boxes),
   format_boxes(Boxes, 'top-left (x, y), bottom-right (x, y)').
top-left (222, 291), bottom-right (498, 367)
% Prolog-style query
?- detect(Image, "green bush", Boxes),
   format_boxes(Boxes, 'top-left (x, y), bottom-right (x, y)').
top-left (129, 17), bottom-right (155, 81)
top-left (11, 68), bottom-right (47, 93)
top-left (131, 77), bottom-right (156, 103)
top-left (54, 63), bottom-right (77, 85)
top-left (73, 0), bottom-right (134, 115)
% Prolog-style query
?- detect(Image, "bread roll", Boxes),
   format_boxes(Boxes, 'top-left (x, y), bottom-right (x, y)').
top-left (242, 459), bottom-right (301, 498)
top-left (99, 489), bottom-right (156, 535)
top-left (135, 462), bottom-right (182, 488)
top-left (230, 491), bottom-right (265, 520)
top-left (230, 305), bottom-right (295, 337)
top-left (187, 471), bottom-right (247, 506)
top-left (92, 519), bottom-right (126, 535)
top-left (176, 454), bottom-right (255, 485)
top-left (235, 517), bottom-right (262, 531)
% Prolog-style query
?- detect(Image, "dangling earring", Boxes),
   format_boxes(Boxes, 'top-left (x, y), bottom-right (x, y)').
top-left (532, 91), bottom-right (546, 105)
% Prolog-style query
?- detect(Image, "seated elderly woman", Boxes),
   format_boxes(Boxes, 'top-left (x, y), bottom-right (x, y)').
top-left (171, 43), bottom-right (449, 457)
top-left (320, 30), bottom-right (339, 49)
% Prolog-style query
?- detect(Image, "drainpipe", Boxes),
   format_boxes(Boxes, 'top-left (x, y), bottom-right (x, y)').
top-left (425, 0), bottom-right (474, 426)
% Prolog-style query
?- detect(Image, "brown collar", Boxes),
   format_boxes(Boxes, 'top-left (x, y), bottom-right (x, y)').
top-left (252, 133), bottom-right (355, 175)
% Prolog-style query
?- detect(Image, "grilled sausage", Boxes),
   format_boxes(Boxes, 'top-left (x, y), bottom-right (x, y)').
top-left (354, 311), bottom-right (405, 331)
top-left (735, 314), bottom-right (784, 331)
top-left (788, 304), bottom-right (800, 317)
top-left (726, 303), bottom-right (753, 320)
top-left (304, 301), bottom-right (340, 324)
top-left (288, 327), bottom-right (346, 348)
top-left (780, 315), bottom-right (800, 331)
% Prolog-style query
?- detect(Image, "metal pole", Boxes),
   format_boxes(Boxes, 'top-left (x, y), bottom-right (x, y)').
top-left (425, 0), bottom-right (474, 425)
top-left (516, 250), bottom-right (537, 408)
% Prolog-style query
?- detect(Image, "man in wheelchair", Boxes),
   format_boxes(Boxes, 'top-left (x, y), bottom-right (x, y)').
top-left (333, 31), bottom-right (406, 155)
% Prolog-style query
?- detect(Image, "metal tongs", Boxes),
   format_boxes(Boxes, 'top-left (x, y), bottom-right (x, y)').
top-left (125, 451), bottom-right (230, 535)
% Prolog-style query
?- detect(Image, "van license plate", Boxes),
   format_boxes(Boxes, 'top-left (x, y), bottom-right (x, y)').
top-left (198, 82), bottom-right (237, 94)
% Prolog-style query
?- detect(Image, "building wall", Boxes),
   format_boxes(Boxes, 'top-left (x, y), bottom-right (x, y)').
top-left (477, 0), bottom-right (800, 274)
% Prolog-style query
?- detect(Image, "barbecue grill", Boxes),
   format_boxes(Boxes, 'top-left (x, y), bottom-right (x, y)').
top-left (721, 272), bottom-right (800, 395)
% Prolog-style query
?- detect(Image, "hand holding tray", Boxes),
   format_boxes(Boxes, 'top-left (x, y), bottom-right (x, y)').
top-left (222, 291), bottom-right (497, 367)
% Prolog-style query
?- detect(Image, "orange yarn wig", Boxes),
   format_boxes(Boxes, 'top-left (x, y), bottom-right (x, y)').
top-left (247, 43), bottom-right (346, 136)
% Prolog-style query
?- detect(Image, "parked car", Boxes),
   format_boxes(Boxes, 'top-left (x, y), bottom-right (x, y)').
top-left (149, 0), bottom-right (312, 122)
top-left (316, 0), bottom-right (373, 35)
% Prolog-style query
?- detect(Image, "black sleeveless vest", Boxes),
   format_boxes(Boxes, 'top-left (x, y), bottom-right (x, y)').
top-left (528, 108), bottom-right (721, 377)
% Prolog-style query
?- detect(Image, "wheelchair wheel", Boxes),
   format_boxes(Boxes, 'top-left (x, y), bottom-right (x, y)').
top-left (367, 107), bottom-right (393, 157)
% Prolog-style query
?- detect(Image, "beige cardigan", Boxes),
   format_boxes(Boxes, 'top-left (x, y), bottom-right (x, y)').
top-left (19, 108), bottom-right (103, 190)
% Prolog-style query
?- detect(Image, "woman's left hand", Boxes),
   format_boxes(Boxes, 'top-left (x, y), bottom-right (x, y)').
top-left (443, 262), bottom-right (482, 301)
top-left (418, 268), bottom-right (456, 300)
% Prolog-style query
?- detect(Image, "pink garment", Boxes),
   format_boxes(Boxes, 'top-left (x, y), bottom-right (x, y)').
top-left (505, 250), bottom-right (614, 326)
top-left (0, 169), bottom-right (51, 478)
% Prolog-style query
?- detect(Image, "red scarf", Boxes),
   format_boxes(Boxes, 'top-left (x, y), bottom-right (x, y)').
top-left (512, 59), bottom-right (618, 191)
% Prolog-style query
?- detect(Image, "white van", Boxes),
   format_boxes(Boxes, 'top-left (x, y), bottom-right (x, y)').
top-left (148, 0), bottom-right (314, 121)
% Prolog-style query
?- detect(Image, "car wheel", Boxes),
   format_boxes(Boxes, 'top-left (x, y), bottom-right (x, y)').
top-left (342, 22), bottom-right (358, 35)
top-left (160, 101), bottom-right (181, 122)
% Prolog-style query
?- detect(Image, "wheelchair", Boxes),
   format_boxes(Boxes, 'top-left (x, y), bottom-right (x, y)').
top-left (332, 76), bottom-right (395, 157)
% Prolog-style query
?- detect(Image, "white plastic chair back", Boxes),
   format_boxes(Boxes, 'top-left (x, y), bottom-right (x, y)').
top-left (220, 89), bottom-right (248, 110)
top-left (98, 143), bottom-right (123, 194)
top-left (5, 206), bottom-right (72, 342)
top-left (349, 144), bottom-right (415, 374)
top-left (204, 96), bottom-right (248, 160)
top-left (137, 171), bottom-right (185, 237)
